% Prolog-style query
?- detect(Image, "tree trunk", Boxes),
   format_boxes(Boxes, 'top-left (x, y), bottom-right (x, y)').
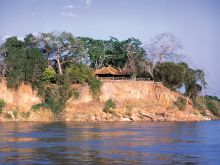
top-left (56, 58), bottom-right (63, 74)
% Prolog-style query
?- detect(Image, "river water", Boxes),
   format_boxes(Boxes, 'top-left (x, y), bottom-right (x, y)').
top-left (0, 121), bottom-right (220, 165)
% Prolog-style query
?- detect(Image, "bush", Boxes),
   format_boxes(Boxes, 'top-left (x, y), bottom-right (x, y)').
top-left (0, 99), bottom-right (6, 113)
top-left (66, 64), bottom-right (102, 100)
top-left (37, 82), bottom-right (79, 115)
top-left (192, 96), bottom-right (206, 110)
top-left (32, 103), bottom-right (50, 111)
top-left (88, 78), bottom-right (102, 100)
top-left (103, 99), bottom-right (116, 113)
top-left (174, 97), bottom-right (186, 110)
top-left (206, 100), bottom-right (219, 116)
top-left (42, 67), bottom-right (56, 83)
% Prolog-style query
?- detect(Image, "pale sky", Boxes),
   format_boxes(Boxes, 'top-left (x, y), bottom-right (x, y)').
top-left (0, 0), bottom-right (220, 96)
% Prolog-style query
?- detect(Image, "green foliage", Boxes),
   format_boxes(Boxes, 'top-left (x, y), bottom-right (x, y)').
top-left (155, 62), bottom-right (185, 90)
top-left (36, 73), bottom-right (79, 115)
top-left (204, 96), bottom-right (220, 116)
top-left (66, 64), bottom-right (92, 83)
top-left (206, 100), bottom-right (218, 116)
top-left (103, 99), bottom-right (116, 113)
top-left (32, 103), bottom-right (50, 111)
top-left (174, 97), bottom-right (187, 110)
top-left (4, 37), bottom-right (46, 88)
top-left (192, 96), bottom-right (207, 111)
top-left (0, 99), bottom-right (6, 113)
top-left (38, 85), bottom-right (79, 115)
top-left (66, 64), bottom-right (102, 100)
top-left (155, 62), bottom-right (206, 100)
top-left (42, 67), bottom-right (56, 83)
top-left (192, 96), bottom-right (220, 116)
top-left (38, 32), bottom-right (86, 74)
top-left (205, 95), bottom-right (220, 102)
top-left (88, 78), bottom-right (102, 100)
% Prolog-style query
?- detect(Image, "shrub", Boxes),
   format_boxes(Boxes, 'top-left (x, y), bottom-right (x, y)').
top-left (103, 99), bottom-right (116, 113)
top-left (206, 100), bottom-right (219, 116)
top-left (192, 96), bottom-right (206, 110)
top-left (66, 64), bottom-right (102, 100)
top-left (88, 78), bottom-right (102, 100)
top-left (42, 67), bottom-right (56, 83)
top-left (32, 103), bottom-right (50, 111)
top-left (174, 97), bottom-right (186, 110)
top-left (0, 99), bottom-right (6, 113)
top-left (37, 83), bottom-right (79, 115)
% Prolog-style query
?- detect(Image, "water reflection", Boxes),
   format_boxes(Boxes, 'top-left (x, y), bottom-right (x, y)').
top-left (0, 121), bottom-right (220, 164)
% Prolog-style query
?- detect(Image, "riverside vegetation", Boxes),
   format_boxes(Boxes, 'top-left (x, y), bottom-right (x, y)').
top-left (0, 32), bottom-right (219, 120)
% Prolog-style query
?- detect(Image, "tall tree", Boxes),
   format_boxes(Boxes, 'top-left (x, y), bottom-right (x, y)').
top-left (154, 62), bottom-right (207, 99)
top-left (123, 38), bottom-right (145, 79)
top-left (2, 37), bottom-right (46, 88)
top-left (146, 33), bottom-right (182, 63)
top-left (37, 31), bottom-right (85, 74)
top-left (88, 39), bottom-right (112, 69)
top-left (142, 33), bottom-right (183, 80)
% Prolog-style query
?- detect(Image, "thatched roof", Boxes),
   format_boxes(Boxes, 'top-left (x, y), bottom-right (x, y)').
top-left (94, 66), bottom-right (129, 76)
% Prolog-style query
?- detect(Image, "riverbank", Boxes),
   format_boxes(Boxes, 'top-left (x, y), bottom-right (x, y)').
top-left (0, 79), bottom-right (217, 121)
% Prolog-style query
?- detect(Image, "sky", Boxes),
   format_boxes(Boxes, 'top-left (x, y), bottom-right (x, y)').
top-left (0, 0), bottom-right (220, 97)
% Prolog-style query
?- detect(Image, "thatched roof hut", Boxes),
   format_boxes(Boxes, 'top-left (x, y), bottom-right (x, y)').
top-left (94, 66), bottom-right (129, 77)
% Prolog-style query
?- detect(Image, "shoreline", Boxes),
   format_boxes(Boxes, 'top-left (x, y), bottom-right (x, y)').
top-left (0, 118), bottom-right (219, 123)
top-left (0, 79), bottom-right (218, 122)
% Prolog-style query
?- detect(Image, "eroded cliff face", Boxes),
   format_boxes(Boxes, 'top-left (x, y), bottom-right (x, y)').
top-left (0, 79), bottom-right (213, 121)
top-left (0, 79), bottom-right (41, 109)
top-left (65, 81), bottom-right (210, 121)
top-left (0, 79), bottom-right (53, 121)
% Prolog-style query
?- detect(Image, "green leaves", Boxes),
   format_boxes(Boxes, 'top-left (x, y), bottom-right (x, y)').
top-left (4, 37), bottom-right (46, 88)
top-left (154, 62), bottom-right (185, 90)
top-left (66, 64), bottom-right (102, 100)
top-left (103, 99), bottom-right (116, 113)
top-left (42, 67), bottom-right (56, 83)
top-left (154, 62), bottom-right (206, 99)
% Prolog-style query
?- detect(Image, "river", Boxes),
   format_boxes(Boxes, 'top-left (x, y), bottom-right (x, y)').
top-left (0, 121), bottom-right (220, 164)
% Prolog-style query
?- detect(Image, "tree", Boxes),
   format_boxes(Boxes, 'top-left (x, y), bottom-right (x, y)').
top-left (24, 33), bottom-right (37, 48)
top-left (3, 37), bottom-right (46, 88)
top-left (182, 64), bottom-right (207, 100)
top-left (0, 37), bottom-right (24, 77)
top-left (154, 62), bottom-right (185, 90)
top-left (123, 38), bottom-right (145, 79)
top-left (154, 61), bottom-right (207, 99)
top-left (146, 33), bottom-right (182, 63)
top-left (37, 31), bottom-right (86, 74)
top-left (104, 37), bottom-right (127, 69)
top-left (88, 39), bottom-right (112, 69)
top-left (143, 33), bottom-right (182, 79)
